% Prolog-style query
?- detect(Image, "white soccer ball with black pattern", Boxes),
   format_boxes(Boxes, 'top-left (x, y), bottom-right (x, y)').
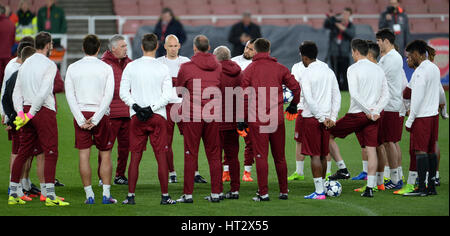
top-left (283, 86), bottom-right (293, 104)
top-left (324, 180), bottom-right (342, 197)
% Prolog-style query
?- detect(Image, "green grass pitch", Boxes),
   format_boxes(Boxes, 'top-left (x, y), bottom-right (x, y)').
top-left (0, 92), bottom-right (448, 216)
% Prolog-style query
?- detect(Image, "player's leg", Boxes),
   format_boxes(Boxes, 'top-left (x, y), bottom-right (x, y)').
top-left (114, 119), bottom-right (130, 185)
top-left (289, 115), bottom-right (305, 181)
top-left (221, 130), bottom-right (231, 183)
top-left (166, 104), bottom-right (177, 183)
top-left (242, 135), bottom-right (254, 182)
top-left (202, 121), bottom-right (223, 202)
top-left (222, 130), bottom-right (240, 198)
top-left (249, 124), bottom-right (270, 201)
top-left (98, 118), bottom-right (118, 186)
top-left (269, 123), bottom-right (288, 199)
top-left (395, 141), bottom-right (417, 195)
top-left (79, 148), bottom-right (95, 204)
top-left (328, 137), bottom-right (350, 180)
top-left (384, 141), bottom-right (400, 188)
top-left (435, 142), bottom-right (440, 186)
top-left (375, 146), bottom-right (386, 190)
top-left (352, 146), bottom-right (368, 180)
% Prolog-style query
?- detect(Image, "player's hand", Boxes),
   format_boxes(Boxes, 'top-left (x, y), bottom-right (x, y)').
top-left (13, 111), bottom-right (34, 130)
top-left (372, 114), bottom-right (380, 121)
top-left (5, 126), bottom-right (12, 131)
top-left (386, 14), bottom-right (392, 21)
top-left (405, 126), bottom-right (411, 132)
top-left (285, 102), bottom-right (298, 121)
top-left (237, 122), bottom-right (249, 137)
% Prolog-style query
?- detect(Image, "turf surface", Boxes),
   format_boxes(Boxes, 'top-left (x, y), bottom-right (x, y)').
top-left (0, 92), bottom-right (448, 216)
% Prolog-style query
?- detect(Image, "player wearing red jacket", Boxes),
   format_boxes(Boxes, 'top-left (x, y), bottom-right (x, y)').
top-left (239, 38), bottom-right (300, 201)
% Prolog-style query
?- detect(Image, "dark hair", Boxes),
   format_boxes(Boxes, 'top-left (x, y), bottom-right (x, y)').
top-left (351, 39), bottom-right (369, 56)
top-left (193, 35), bottom-right (210, 52)
top-left (161, 7), bottom-right (174, 18)
top-left (83, 34), bottom-right (101, 56)
top-left (344, 7), bottom-right (353, 15)
top-left (141, 33), bottom-right (158, 52)
top-left (376, 28), bottom-right (396, 44)
top-left (35, 32), bottom-right (52, 50)
top-left (299, 41), bottom-right (318, 60)
top-left (254, 38), bottom-right (271, 53)
top-left (248, 38), bottom-right (258, 44)
top-left (20, 46), bottom-right (36, 62)
top-left (17, 42), bottom-right (34, 58)
top-left (367, 40), bottom-right (380, 60)
top-left (405, 39), bottom-right (436, 62)
top-left (20, 36), bottom-right (35, 47)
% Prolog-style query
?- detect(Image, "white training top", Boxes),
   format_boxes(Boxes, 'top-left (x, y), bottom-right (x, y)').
top-left (65, 56), bottom-right (115, 127)
top-left (0, 57), bottom-right (20, 123)
top-left (231, 55), bottom-right (252, 71)
top-left (405, 59), bottom-right (442, 128)
top-left (378, 49), bottom-right (405, 112)
top-left (347, 58), bottom-right (390, 115)
top-left (399, 70), bottom-right (409, 117)
top-left (13, 53), bottom-right (57, 116)
top-left (120, 56), bottom-right (173, 120)
top-left (291, 59), bottom-right (328, 111)
top-left (156, 55), bottom-right (190, 78)
top-left (300, 61), bottom-right (341, 122)
top-left (156, 55), bottom-right (190, 104)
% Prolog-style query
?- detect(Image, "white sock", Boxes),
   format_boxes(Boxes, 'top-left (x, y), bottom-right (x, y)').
top-left (244, 165), bottom-right (252, 172)
top-left (46, 183), bottom-right (56, 199)
top-left (407, 171), bottom-right (418, 185)
top-left (390, 168), bottom-right (399, 184)
top-left (336, 160), bottom-right (346, 169)
top-left (295, 161), bottom-right (304, 175)
top-left (169, 171), bottom-right (177, 177)
top-left (185, 194), bottom-right (193, 199)
top-left (195, 171), bottom-right (200, 176)
top-left (326, 161), bottom-right (332, 174)
top-left (376, 172), bottom-right (384, 186)
top-left (398, 166), bottom-right (403, 180)
top-left (84, 185), bottom-right (94, 199)
top-left (313, 178), bottom-right (324, 194)
top-left (223, 165), bottom-right (229, 172)
top-left (40, 183), bottom-right (47, 196)
top-left (367, 175), bottom-right (376, 188)
top-left (436, 171), bottom-right (440, 179)
top-left (362, 161), bottom-right (368, 173)
top-left (127, 192), bottom-right (135, 197)
top-left (211, 193), bottom-right (219, 198)
top-left (103, 185), bottom-right (111, 198)
top-left (384, 166), bottom-right (390, 178)
top-left (162, 193), bottom-right (169, 197)
top-left (21, 178), bottom-right (31, 191)
top-left (9, 182), bottom-right (21, 196)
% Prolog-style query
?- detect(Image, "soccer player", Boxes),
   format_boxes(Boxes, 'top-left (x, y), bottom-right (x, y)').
top-left (65, 34), bottom-right (116, 204)
top-left (239, 38), bottom-right (300, 201)
top-left (176, 35), bottom-right (223, 203)
top-left (289, 44), bottom-right (333, 182)
top-left (402, 40), bottom-right (442, 197)
top-left (224, 38), bottom-right (257, 182)
top-left (9, 32), bottom-right (69, 206)
top-left (328, 39), bottom-right (389, 198)
top-left (213, 45), bottom-right (242, 199)
top-left (120, 33), bottom-right (176, 205)
top-left (99, 34), bottom-right (132, 186)
top-left (375, 29), bottom-right (405, 190)
top-left (298, 41), bottom-right (341, 200)
top-left (157, 34), bottom-right (207, 184)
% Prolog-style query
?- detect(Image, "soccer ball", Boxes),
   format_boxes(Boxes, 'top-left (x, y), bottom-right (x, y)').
top-left (324, 180), bottom-right (342, 197)
top-left (283, 86), bottom-right (293, 104)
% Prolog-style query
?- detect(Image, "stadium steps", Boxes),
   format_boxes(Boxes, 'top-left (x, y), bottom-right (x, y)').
top-left (57, 0), bottom-right (117, 66)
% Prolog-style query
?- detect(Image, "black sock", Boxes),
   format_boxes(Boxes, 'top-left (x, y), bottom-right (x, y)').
top-left (416, 154), bottom-right (429, 191)
top-left (427, 153), bottom-right (438, 189)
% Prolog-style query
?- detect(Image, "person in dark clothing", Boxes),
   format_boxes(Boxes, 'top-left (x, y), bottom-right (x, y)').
top-left (324, 7), bottom-right (355, 91)
top-left (378, 0), bottom-right (410, 55)
top-left (154, 8), bottom-right (187, 58)
top-left (228, 12), bottom-right (262, 57)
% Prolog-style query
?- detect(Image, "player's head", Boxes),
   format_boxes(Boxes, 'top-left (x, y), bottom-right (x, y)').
top-left (161, 7), bottom-right (174, 24)
top-left (141, 33), bottom-right (158, 53)
top-left (83, 34), bottom-right (101, 56)
top-left (109, 34), bottom-right (127, 59)
top-left (376, 28), bottom-right (395, 53)
top-left (299, 41), bottom-right (318, 67)
top-left (16, 41), bottom-right (34, 63)
top-left (351, 38), bottom-right (369, 61)
top-left (405, 39), bottom-right (436, 68)
top-left (254, 38), bottom-right (271, 54)
top-left (243, 38), bottom-right (257, 60)
top-left (20, 36), bottom-right (35, 47)
top-left (193, 35), bottom-right (210, 53)
top-left (164, 34), bottom-right (181, 58)
top-left (242, 11), bottom-right (252, 26)
top-left (35, 31), bottom-right (53, 57)
top-left (367, 40), bottom-right (380, 63)
top-left (20, 46), bottom-right (36, 63)
top-left (213, 46), bottom-right (231, 61)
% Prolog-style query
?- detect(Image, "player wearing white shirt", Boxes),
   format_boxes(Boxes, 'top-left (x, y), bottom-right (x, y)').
top-left (226, 39), bottom-right (257, 183)
top-left (8, 32), bottom-right (69, 206)
top-left (120, 33), bottom-right (176, 205)
top-left (298, 42), bottom-right (341, 200)
top-left (65, 35), bottom-right (116, 204)
top-left (376, 29), bottom-right (405, 189)
top-left (328, 39), bottom-right (389, 198)
top-left (403, 40), bottom-right (442, 197)
top-left (156, 34), bottom-right (192, 184)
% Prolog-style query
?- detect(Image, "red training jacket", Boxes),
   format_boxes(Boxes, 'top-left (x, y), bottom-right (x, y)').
top-left (219, 59), bottom-right (242, 131)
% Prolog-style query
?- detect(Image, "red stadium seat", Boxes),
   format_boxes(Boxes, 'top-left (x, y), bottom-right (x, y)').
top-left (238, 0), bottom-right (258, 5)
top-left (410, 18), bottom-right (436, 33)
top-left (8, 0), bottom-right (19, 13)
top-left (141, 19), bottom-right (158, 26)
top-left (138, 0), bottom-right (161, 7)
top-left (189, 19), bottom-right (215, 26)
top-left (170, 7), bottom-right (188, 16)
top-left (188, 0), bottom-right (209, 6)
top-left (187, 5), bottom-right (212, 15)
top-left (259, 0), bottom-right (282, 5)
top-left (355, 18), bottom-right (379, 32)
top-left (216, 19), bottom-right (240, 27)
top-left (122, 20), bottom-right (142, 35)
top-left (260, 4), bottom-right (284, 14)
top-left (162, 0), bottom-right (186, 9)
top-left (306, 0), bottom-right (330, 14)
top-left (236, 5), bottom-right (260, 14)
top-left (284, 6), bottom-right (308, 14)
top-left (212, 5), bottom-right (237, 15)
top-left (210, 0), bottom-right (234, 6)
top-left (403, 4), bottom-right (428, 14)
top-left (355, 4), bottom-right (380, 14)
top-left (428, 0), bottom-right (449, 13)
top-left (138, 6), bottom-right (162, 15)
top-left (434, 18), bottom-right (449, 33)
top-left (262, 18), bottom-right (289, 26)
